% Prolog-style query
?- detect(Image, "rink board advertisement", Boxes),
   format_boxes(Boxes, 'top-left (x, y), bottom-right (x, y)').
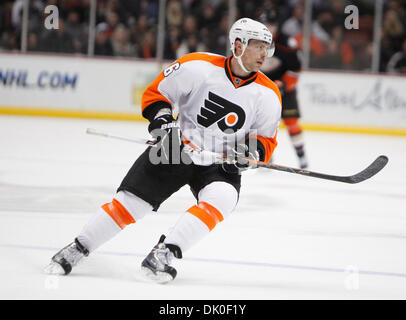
top-left (297, 70), bottom-right (406, 130)
top-left (0, 53), bottom-right (161, 118)
top-left (0, 53), bottom-right (405, 132)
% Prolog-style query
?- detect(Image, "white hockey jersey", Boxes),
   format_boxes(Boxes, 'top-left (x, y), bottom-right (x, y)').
top-left (142, 52), bottom-right (282, 165)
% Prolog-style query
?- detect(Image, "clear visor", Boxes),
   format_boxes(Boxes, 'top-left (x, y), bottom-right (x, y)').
top-left (247, 40), bottom-right (275, 57)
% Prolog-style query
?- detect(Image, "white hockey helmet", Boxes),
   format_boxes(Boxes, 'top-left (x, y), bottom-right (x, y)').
top-left (229, 18), bottom-right (275, 72)
top-left (229, 18), bottom-right (274, 55)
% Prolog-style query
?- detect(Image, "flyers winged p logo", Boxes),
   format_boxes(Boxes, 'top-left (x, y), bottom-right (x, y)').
top-left (197, 92), bottom-right (246, 133)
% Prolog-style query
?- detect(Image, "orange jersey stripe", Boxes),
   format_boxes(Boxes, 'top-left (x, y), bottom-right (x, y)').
top-left (255, 73), bottom-right (282, 105)
top-left (256, 133), bottom-right (278, 163)
top-left (177, 52), bottom-right (225, 67)
top-left (141, 72), bottom-right (172, 112)
top-left (102, 199), bottom-right (135, 229)
top-left (141, 53), bottom-right (225, 113)
top-left (187, 201), bottom-right (224, 231)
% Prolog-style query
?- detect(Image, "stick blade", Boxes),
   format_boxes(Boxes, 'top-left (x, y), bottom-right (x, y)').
top-left (346, 155), bottom-right (389, 184)
top-left (86, 128), bottom-right (106, 137)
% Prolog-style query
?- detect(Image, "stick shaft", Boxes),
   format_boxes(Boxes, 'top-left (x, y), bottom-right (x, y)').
top-left (86, 128), bottom-right (388, 184)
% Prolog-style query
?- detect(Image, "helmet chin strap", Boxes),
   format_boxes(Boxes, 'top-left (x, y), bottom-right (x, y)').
top-left (232, 45), bottom-right (251, 74)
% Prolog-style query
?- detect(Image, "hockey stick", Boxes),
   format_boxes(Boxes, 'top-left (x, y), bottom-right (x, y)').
top-left (252, 156), bottom-right (388, 184)
top-left (86, 128), bottom-right (157, 145)
top-left (86, 128), bottom-right (388, 184)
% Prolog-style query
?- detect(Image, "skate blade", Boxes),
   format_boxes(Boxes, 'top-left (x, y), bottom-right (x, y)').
top-left (141, 266), bottom-right (174, 284)
top-left (44, 261), bottom-right (65, 275)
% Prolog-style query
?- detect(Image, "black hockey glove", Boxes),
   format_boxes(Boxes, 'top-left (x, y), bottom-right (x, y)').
top-left (148, 113), bottom-right (184, 164)
top-left (222, 143), bottom-right (260, 174)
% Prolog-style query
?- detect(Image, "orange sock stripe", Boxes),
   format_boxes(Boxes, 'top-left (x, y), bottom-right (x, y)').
top-left (288, 125), bottom-right (302, 135)
top-left (187, 201), bottom-right (224, 231)
top-left (284, 118), bottom-right (302, 135)
top-left (102, 199), bottom-right (135, 229)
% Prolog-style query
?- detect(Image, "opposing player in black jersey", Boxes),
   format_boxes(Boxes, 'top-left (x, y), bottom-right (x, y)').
top-left (261, 20), bottom-right (308, 169)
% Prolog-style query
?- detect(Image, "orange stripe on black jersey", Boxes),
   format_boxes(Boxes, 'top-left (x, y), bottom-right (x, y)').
top-left (282, 72), bottom-right (299, 92)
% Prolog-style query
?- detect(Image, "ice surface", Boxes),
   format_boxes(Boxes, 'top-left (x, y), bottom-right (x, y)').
top-left (0, 115), bottom-right (405, 299)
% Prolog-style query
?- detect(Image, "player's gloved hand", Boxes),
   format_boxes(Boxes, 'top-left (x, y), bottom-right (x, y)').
top-left (221, 143), bottom-right (260, 174)
top-left (148, 112), bottom-right (184, 164)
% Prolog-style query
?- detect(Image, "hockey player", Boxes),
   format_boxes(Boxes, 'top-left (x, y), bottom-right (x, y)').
top-left (45, 18), bottom-right (282, 282)
top-left (261, 20), bottom-right (308, 169)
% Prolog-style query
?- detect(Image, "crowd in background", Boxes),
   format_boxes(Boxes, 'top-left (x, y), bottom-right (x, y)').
top-left (0, 0), bottom-right (405, 73)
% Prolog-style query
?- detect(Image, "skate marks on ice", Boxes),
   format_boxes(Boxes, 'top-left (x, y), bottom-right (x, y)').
top-left (0, 182), bottom-right (114, 213)
top-left (2, 242), bottom-right (406, 281)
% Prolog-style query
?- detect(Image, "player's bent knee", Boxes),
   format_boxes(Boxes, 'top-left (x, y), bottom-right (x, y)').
top-left (102, 191), bottom-right (153, 229)
top-left (197, 181), bottom-right (238, 219)
top-left (187, 202), bottom-right (224, 231)
top-left (102, 199), bottom-right (134, 229)
top-left (187, 181), bottom-right (238, 230)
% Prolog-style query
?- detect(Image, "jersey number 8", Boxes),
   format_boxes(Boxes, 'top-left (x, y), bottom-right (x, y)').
top-left (164, 62), bottom-right (180, 77)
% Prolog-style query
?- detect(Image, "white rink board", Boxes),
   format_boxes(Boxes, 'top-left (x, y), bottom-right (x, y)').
top-left (298, 70), bottom-right (406, 128)
top-left (0, 53), bottom-right (161, 113)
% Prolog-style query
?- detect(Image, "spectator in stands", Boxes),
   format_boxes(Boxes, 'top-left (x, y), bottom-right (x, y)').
top-left (11, 0), bottom-right (43, 33)
top-left (205, 13), bottom-right (228, 56)
top-left (27, 32), bottom-right (41, 52)
top-left (39, 18), bottom-right (75, 54)
top-left (0, 31), bottom-right (18, 51)
top-left (166, 0), bottom-right (183, 29)
top-left (130, 14), bottom-right (149, 46)
top-left (316, 38), bottom-right (344, 70)
top-left (329, 0), bottom-right (346, 26)
top-left (176, 34), bottom-right (205, 58)
top-left (112, 24), bottom-right (135, 57)
top-left (163, 25), bottom-right (181, 60)
top-left (135, 0), bottom-right (159, 23)
top-left (65, 10), bottom-right (87, 54)
top-left (105, 10), bottom-right (120, 37)
top-left (94, 22), bottom-right (114, 56)
top-left (354, 42), bottom-right (374, 71)
top-left (312, 10), bottom-right (333, 43)
top-left (383, 9), bottom-right (405, 52)
top-left (137, 30), bottom-right (156, 58)
top-left (182, 15), bottom-right (198, 39)
top-left (197, 2), bottom-right (218, 33)
top-left (281, 5), bottom-right (304, 37)
top-left (322, 24), bottom-right (355, 69)
top-left (387, 39), bottom-right (406, 74)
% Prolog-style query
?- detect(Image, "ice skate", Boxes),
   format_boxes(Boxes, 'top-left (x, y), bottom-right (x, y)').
top-left (141, 235), bottom-right (182, 283)
top-left (44, 238), bottom-right (89, 275)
